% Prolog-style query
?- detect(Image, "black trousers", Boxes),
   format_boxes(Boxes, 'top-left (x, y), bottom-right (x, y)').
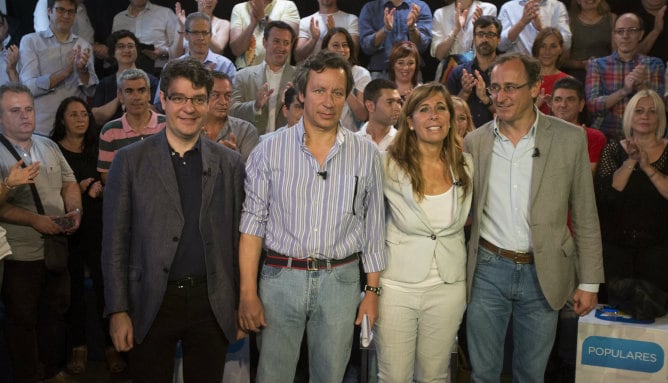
top-left (129, 281), bottom-right (229, 383)
top-left (2, 260), bottom-right (70, 383)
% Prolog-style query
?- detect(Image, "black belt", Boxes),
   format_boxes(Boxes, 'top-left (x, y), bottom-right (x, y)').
top-left (264, 250), bottom-right (360, 271)
top-left (167, 275), bottom-right (207, 288)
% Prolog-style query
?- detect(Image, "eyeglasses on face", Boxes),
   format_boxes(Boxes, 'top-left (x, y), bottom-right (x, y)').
top-left (53, 6), bottom-right (76, 16)
top-left (116, 44), bottom-right (137, 50)
top-left (186, 30), bottom-right (211, 38)
top-left (474, 31), bottom-right (498, 39)
top-left (166, 94), bottom-right (208, 106)
top-left (487, 82), bottom-right (530, 96)
top-left (613, 27), bottom-right (641, 36)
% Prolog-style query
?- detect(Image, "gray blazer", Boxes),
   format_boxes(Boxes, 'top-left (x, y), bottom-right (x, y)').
top-left (464, 114), bottom-right (604, 310)
top-left (382, 152), bottom-right (473, 283)
top-left (229, 62), bottom-right (296, 134)
top-left (102, 131), bottom-right (245, 343)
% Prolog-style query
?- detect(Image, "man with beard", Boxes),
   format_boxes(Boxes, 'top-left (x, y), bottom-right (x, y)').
top-left (203, 72), bottom-right (259, 162)
top-left (446, 15), bottom-right (499, 127)
top-left (98, 68), bottom-right (166, 183)
top-left (356, 78), bottom-right (401, 152)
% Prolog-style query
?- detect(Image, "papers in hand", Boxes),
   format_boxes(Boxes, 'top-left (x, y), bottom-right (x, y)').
top-left (360, 314), bottom-right (373, 348)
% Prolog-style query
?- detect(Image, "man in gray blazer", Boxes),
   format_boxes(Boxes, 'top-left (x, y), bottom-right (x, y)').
top-left (229, 20), bottom-right (296, 135)
top-left (102, 57), bottom-right (245, 383)
top-left (464, 52), bottom-right (604, 383)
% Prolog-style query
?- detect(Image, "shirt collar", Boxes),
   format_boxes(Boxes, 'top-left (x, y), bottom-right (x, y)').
top-left (384, 0), bottom-right (410, 10)
top-left (295, 119), bottom-right (346, 148)
top-left (40, 28), bottom-right (76, 43)
top-left (492, 107), bottom-right (539, 140)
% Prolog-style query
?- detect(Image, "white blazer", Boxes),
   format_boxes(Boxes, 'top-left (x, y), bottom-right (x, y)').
top-left (381, 152), bottom-right (473, 283)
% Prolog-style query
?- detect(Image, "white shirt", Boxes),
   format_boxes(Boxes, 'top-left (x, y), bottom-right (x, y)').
top-left (298, 10), bottom-right (359, 57)
top-left (498, 0), bottom-right (571, 55)
top-left (341, 65), bottom-right (371, 131)
top-left (431, 1), bottom-right (497, 58)
top-left (264, 65), bottom-right (284, 133)
top-left (112, 1), bottom-right (178, 68)
top-left (356, 123), bottom-right (397, 152)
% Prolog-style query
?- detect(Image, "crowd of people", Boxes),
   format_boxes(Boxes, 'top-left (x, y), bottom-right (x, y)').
top-left (0, 0), bottom-right (666, 382)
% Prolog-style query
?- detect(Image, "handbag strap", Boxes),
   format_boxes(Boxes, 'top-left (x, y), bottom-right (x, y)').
top-left (0, 134), bottom-right (46, 215)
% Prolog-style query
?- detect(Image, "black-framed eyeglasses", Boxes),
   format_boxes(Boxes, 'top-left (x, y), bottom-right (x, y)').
top-left (487, 82), bottom-right (530, 96)
top-left (186, 30), bottom-right (211, 38)
top-left (474, 31), bottom-right (498, 39)
top-left (613, 27), bottom-right (641, 36)
top-left (53, 6), bottom-right (76, 16)
top-left (166, 94), bottom-right (208, 106)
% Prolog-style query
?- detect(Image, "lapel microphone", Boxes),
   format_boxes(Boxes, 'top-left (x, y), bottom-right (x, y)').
top-left (532, 148), bottom-right (540, 158)
top-left (317, 171), bottom-right (328, 180)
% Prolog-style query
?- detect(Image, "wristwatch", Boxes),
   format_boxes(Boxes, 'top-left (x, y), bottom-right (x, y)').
top-left (364, 284), bottom-right (382, 296)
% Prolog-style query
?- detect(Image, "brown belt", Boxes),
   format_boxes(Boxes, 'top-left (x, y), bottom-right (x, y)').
top-left (479, 237), bottom-right (534, 264)
top-left (264, 250), bottom-right (360, 271)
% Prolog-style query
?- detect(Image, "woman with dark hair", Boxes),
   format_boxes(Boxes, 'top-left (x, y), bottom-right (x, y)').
top-left (321, 27), bottom-right (370, 130)
top-left (376, 83), bottom-right (472, 382)
top-left (388, 41), bottom-right (421, 101)
top-left (91, 30), bottom-right (158, 126)
top-left (531, 27), bottom-right (570, 115)
top-left (51, 97), bottom-right (125, 375)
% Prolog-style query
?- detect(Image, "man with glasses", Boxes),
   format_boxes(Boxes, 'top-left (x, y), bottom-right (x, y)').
top-left (464, 52), bottom-right (603, 383)
top-left (203, 71), bottom-right (259, 162)
top-left (154, 13), bottom-right (235, 110)
top-left (102, 57), bottom-right (245, 382)
top-left (585, 13), bottom-right (665, 140)
top-left (18, 0), bottom-right (98, 135)
top-left (446, 15), bottom-right (500, 127)
top-left (98, 68), bottom-right (165, 184)
top-left (230, 20), bottom-right (296, 135)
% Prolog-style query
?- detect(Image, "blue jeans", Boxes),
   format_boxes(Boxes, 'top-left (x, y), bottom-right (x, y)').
top-left (466, 246), bottom-right (558, 383)
top-left (256, 261), bottom-right (360, 383)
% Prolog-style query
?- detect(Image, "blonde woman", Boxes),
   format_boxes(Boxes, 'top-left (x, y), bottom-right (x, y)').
top-left (377, 83), bottom-right (472, 382)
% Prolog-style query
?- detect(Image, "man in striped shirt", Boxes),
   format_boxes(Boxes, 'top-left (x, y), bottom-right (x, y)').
top-left (238, 50), bottom-right (386, 382)
top-left (97, 68), bottom-right (165, 183)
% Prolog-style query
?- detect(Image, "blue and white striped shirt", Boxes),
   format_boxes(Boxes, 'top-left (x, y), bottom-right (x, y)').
top-left (240, 119), bottom-right (386, 273)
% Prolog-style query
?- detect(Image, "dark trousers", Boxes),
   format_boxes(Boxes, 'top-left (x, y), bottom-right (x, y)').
top-left (129, 282), bottom-right (229, 383)
top-left (67, 240), bottom-right (111, 347)
top-left (1, 260), bottom-right (70, 383)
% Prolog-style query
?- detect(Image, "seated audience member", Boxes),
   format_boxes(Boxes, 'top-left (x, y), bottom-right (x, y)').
top-left (610, 0), bottom-right (668, 62)
top-left (98, 68), bottom-right (166, 183)
top-left (92, 30), bottom-right (159, 126)
top-left (563, 0), bottom-right (616, 84)
top-left (357, 78), bottom-right (401, 152)
top-left (0, 12), bottom-right (18, 85)
top-left (498, 0), bottom-right (571, 55)
top-left (552, 77), bottom-right (606, 174)
top-left (112, 0), bottom-right (178, 75)
top-left (451, 96), bottom-right (475, 139)
top-left (376, 83), bottom-right (472, 382)
top-left (19, 0), bottom-right (98, 136)
top-left (173, 0), bottom-right (230, 55)
top-left (230, 20), bottom-right (296, 135)
top-left (229, 0), bottom-right (299, 69)
top-left (389, 41), bottom-right (421, 101)
top-left (532, 28), bottom-right (570, 115)
top-left (50, 97), bottom-right (126, 375)
top-left (203, 72), bottom-right (259, 162)
top-left (595, 89), bottom-right (668, 299)
top-left (295, 0), bottom-right (359, 63)
top-left (154, 12), bottom-right (236, 108)
top-left (586, 13), bottom-right (665, 140)
top-left (359, 0), bottom-right (432, 78)
top-left (321, 28), bottom-right (369, 131)
top-left (261, 86), bottom-right (303, 141)
top-left (446, 15), bottom-right (500, 127)
top-left (431, 0), bottom-right (497, 60)
top-left (0, 83), bottom-right (82, 383)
